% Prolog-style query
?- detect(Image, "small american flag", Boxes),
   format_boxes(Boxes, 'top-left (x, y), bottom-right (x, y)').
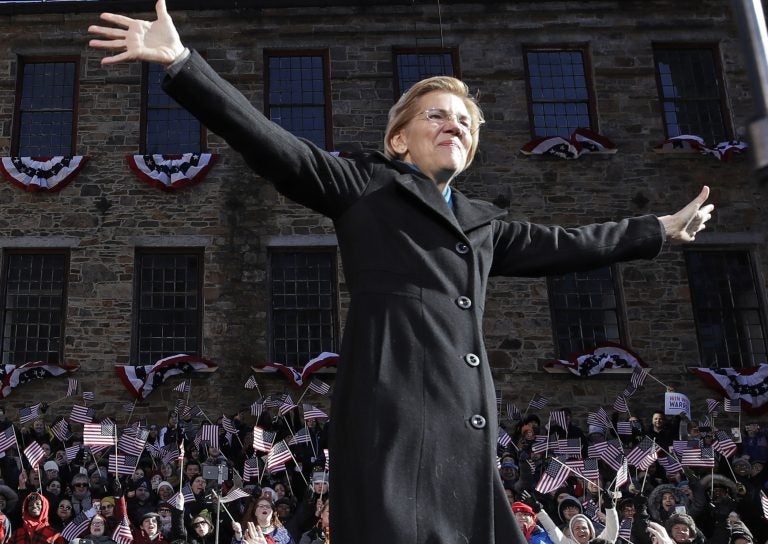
top-left (181, 484), bottom-right (195, 503)
top-left (528, 394), bottom-right (549, 410)
top-left (243, 457), bottom-right (260, 481)
top-left (84, 421), bottom-right (116, 447)
top-left (307, 377), bottom-right (331, 395)
top-left (109, 454), bottom-right (139, 476)
top-left (70, 404), bottom-right (95, 424)
top-left (626, 436), bottom-right (658, 468)
top-left (531, 435), bottom-right (550, 454)
top-left (681, 446), bottom-right (715, 468)
top-left (263, 394), bottom-right (280, 409)
top-left (615, 458), bottom-right (629, 489)
top-left (613, 395), bottom-right (629, 414)
top-left (112, 515), bottom-right (133, 544)
top-left (167, 490), bottom-right (184, 511)
top-left (287, 427), bottom-right (312, 446)
top-left (161, 445), bottom-right (181, 465)
top-left (582, 498), bottom-right (601, 522)
top-left (173, 380), bottom-right (191, 394)
top-left (252, 426), bottom-right (276, 453)
top-left (535, 459), bottom-right (569, 494)
top-left (555, 438), bottom-right (582, 459)
top-left (66, 378), bottom-right (79, 397)
top-left (250, 401), bottom-right (263, 418)
top-left (277, 394), bottom-right (297, 416)
top-left (220, 487), bottom-right (251, 503)
top-left (760, 490), bottom-right (768, 520)
top-left (549, 410), bottom-right (568, 430)
top-left (587, 407), bottom-right (612, 429)
top-left (706, 398), bottom-right (720, 415)
top-left (24, 441), bottom-right (47, 468)
top-left (712, 430), bottom-right (738, 458)
top-left (618, 519), bottom-right (633, 541)
top-left (266, 440), bottom-right (292, 472)
top-left (222, 415), bottom-right (239, 434)
top-left (244, 375), bottom-right (259, 390)
top-left (82, 391), bottom-right (95, 402)
top-left (497, 428), bottom-right (512, 448)
top-left (621, 384), bottom-right (638, 398)
top-left (19, 403), bottom-right (42, 425)
top-left (659, 453), bottom-right (683, 475)
top-left (197, 424), bottom-right (219, 451)
top-left (65, 444), bottom-right (81, 462)
top-left (323, 448), bottom-right (329, 471)
top-left (118, 427), bottom-right (149, 457)
top-left (630, 367), bottom-right (649, 388)
top-left (61, 510), bottom-right (94, 541)
top-left (174, 398), bottom-right (185, 413)
top-left (724, 398), bottom-right (741, 413)
top-left (506, 403), bottom-right (521, 420)
top-left (302, 404), bottom-right (328, 420)
top-left (617, 422), bottom-right (633, 436)
top-left (51, 419), bottom-right (71, 442)
top-left (582, 458), bottom-right (599, 481)
top-left (0, 427), bottom-right (17, 453)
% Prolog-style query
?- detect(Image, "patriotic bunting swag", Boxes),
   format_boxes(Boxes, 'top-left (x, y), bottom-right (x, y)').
top-left (253, 352), bottom-right (339, 388)
top-left (689, 364), bottom-right (768, 414)
top-left (520, 128), bottom-right (617, 159)
top-left (653, 135), bottom-right (748, 161)
top-left (0, 361), bottom-right (79, 399)
top-left (546, 342), bottom-right (647, 377)
top-left (127, 153), bottom-right (218, 191)
top-left (115, 353), bottom-right (218, 399)
top-left (0, 155), bottom-right (88, 192)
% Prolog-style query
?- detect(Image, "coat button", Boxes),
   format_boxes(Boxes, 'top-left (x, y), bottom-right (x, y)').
top-left (470, 414), bottom-right (486, 429)
top-left (455, 242), bottom-right (469, 254)
top-left (464, 353), bottom-right (480, 367)
top-left (456, 296), bottom-right (472, 309)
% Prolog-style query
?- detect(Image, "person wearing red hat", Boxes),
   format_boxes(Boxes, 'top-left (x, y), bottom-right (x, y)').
top-left (513, 502), bottom-right (556, 544)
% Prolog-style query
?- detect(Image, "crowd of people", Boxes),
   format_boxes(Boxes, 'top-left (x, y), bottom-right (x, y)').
top-left (0, 395), bottom-right (765, 544)
top-left (498, 408), bottom-right (768, 544)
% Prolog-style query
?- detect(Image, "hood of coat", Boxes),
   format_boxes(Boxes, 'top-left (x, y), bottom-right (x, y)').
top-left (21, 492), bottom-right (51, 535)
top-left (569, 513), bottom-right (596, 542)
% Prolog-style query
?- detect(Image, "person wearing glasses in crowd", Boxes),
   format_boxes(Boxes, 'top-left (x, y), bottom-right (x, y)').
top-left (234, 499), bottom-right (294, 544)
top-left (83, 514), bottom-right (118, 544)
top-left (88, 2), bottom-right (713, 543)
top-left (9, 492), bottom-right (65, 544)
top-left (50, 498), bottom-right (74, 533)
top-left (69, 473), bottom-right (93, 516)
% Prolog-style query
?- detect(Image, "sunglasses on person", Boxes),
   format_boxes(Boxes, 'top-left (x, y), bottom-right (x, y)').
top-left (73, 483), bottom-right (88, 488)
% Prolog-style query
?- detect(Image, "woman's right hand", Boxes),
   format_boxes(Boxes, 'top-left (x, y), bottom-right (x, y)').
top-left (243, 521), bottom-right (269, 544)
top-left (88, 0), bottom-right (185, 66)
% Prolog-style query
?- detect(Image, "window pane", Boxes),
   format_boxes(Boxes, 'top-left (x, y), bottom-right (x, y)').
top-left (269, 249), bottom-right (337, 366)
top-left (144, 63), bottom-right (201, 153)
top-left (17, 61), bottom-right (76, 156)
top-left (526, 49), bottom-right (592, 138)
top-left (267, 55), bottom-right (327, 148)
top-left (1, 253), bottom-right (67, 365)
top-left (135, 252), bottom-right (202, 364)
top-left (548, 267), bottom-right (622, 357)
top-left (654, 48), bottom-right (727, 144)
top-left (685, 251), bottom-right (767, 368)
top-left (395, 51), bottom-right (455, 96)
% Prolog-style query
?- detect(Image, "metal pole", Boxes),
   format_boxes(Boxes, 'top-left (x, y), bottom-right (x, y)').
top-left (731, 0), bottom-right (768, 182)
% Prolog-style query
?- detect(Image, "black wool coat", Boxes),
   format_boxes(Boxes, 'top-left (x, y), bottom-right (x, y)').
top-left (164, 50), bottom-right (665, 544)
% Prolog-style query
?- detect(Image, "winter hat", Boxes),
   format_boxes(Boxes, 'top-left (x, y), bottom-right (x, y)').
top-left (157, 481), bottom-right (174, 493)
top-left (588, 425), bottom-right (605, 436)
top-left (732, 456), bottom-right (751, 473)
top-left (43, 461), bottom-right (58, 472)
top-left (665, 513), bottom-right (697, 534)
top-left (135, 478), bottom-right (150, 491)
top-left (511, 502), bottom-right (536, 519)
top-left (569, 514), bottom-right (596, 541)
top-left (100, 497), bottom-right (115, 506)
top-left (729, 522), bottom-right (754, 544)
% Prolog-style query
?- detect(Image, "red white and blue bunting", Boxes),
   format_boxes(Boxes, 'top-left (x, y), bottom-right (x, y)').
top-left (127, 153), bottom-right (218, 191)
top-left (520, 128), bottom-right (617, 159)
top-left (654, 135), bottom-right (748, 161)
top-left (253, 352), bottom-right (339, 388)
top-left (0, 156), bottom-right (88, 192)
top-left (115, 354), bottom-right (218, 399)
top-left (689, 364), bottom-right (768, 414)
top-left (545, 342), bottom-right (646, 377)
top-left (0, 361), bottom-right (79, 399)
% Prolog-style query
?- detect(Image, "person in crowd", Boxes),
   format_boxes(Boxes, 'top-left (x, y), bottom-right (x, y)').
top-left (99, 496), bottom-right (119, 535)
top-left (648, 412), bottom-right (676, 450)
top-left (236, 499), bottom-right (293, 544)
top-left (183, 475), bottom-right (214, 531)
top-left (132, 512), bottom-right (168, 544)
top-left (42, 462), bottom-right (59, 487)
top-left (0, 485), bottom-right (19, 529)
top-left (43, 479), bottom-right (61, 503)
top-left (159, 464), bottom-right (179, 489)
top-left (69, 473), bottom-right (93, 516)
top-left (158, 412), bottom-right (180, 449)
top-left (88, 468), bottom-right (110, 500)
top-left (184, 461), bottom-right (202, 485)
top-left (86, 2), bottom-right (714, 543)
top-left (9, 492), bottom-right (65, 544)
top-left (664, 513), bottom-right (705, 544)
top-left (126, 479), bottom-right (157, 527)
top-left (741, 424), bottom-right (767, 462)
top-left (83, 515), bottom-right (118, 544)
top-left (156, 482), bottom-right (174, 504)
top-left (50, 498), bottom-right (74, 533)
top-left (512, 501), bottom-right (555, 544)
top-left (298, 498), bottom-right (329, 544)
top-left (188, 510), bottom-right (216, 544)
top-left (0, 498), bottom-right (10, 544)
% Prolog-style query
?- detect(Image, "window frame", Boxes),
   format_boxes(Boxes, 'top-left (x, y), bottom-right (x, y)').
top-left (684, 247), bottom-right (768, 369)
top-left (267, 246), bottom-right (339, 367)
top-left (392, 46), bottom-right (461, 98)
top-left (522, 45), bottom-right (598, 139)
top-left (131, 247), bottom-right (205, 365)
top-left (652, 43), bottom-right (733, 143)
top-left (0, 249), bottom-right (69, 366)
top-left (12, 55), bottom-right (80, 157)
top-left (547, 265), bottom-right (628, 359)
top-left (263, 49), bottom-right (333, 151)
top-left (139, 61), bottom-right (206, 154)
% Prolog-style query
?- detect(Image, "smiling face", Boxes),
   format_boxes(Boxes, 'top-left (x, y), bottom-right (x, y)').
top-left (572, 519), bottom-right (591, 544)
top-left (389, 91), bottom-right (474, 188)
top-left (671, 523), bottom-right (691, 543)
top-left (27, 496), bottom-right (43, 518)
top-left (141, 516), bottom-right (158, 536)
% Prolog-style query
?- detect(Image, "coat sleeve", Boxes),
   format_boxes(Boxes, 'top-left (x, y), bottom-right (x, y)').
top-left (490, 215), bottom-right (665, 277)
top-left (162, 50), bottom-right (371, 220)
top-left (537, 509), bottom-right (567, 544)
top-left (597, 507), bottom-right (620, 543)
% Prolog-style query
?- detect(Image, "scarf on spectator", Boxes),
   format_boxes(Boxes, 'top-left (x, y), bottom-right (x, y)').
top-left (21, 492), bottom-right (51, 540)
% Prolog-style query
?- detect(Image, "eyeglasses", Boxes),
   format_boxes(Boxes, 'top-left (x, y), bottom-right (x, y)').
top-left (158, 509), bottom-right (171, 514)
top-left (415, 108), bottom-right (480, 134)
top-left (193, 521), bottom-right (208, 527)
top-left (257, 504), bottom-right (273, 510)
top-left (59, 505), bottom-right (72, 510)
top-left (73, 483), bottom-right (88, 488)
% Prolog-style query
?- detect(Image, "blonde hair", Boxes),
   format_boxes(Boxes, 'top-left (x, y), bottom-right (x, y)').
top-left (384, 76), bottom-right (484, 168)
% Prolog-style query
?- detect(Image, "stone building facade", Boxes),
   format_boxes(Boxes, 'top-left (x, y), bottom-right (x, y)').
top-left (0, 0), bottom-right (766, 431)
